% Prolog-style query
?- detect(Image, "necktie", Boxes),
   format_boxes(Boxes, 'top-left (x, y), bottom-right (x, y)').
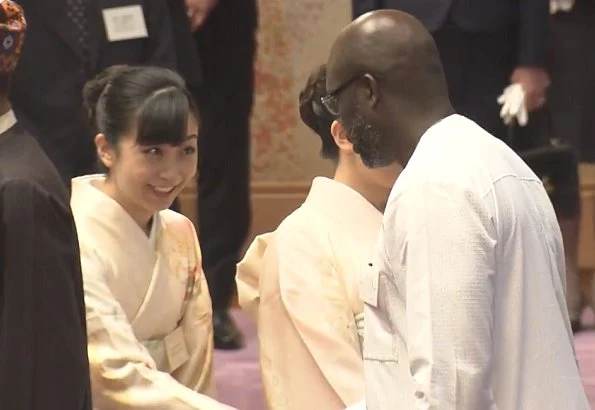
top-left (66, 0), bottom-right (90, 74)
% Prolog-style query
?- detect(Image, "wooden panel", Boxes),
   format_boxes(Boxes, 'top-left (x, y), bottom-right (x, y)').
top-left (579, 165), bottom-right (595, 272)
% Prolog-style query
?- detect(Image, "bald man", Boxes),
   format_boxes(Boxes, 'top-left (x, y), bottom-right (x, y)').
top-left (325, 10), bottom-right (589, 410)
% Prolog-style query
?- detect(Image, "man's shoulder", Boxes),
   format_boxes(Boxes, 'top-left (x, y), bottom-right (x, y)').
top-left (0, 177), bottom-right (70, 216)
top-left (0, 128), bottom-right (69, 204)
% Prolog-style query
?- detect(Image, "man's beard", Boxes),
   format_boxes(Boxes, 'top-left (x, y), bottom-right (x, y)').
top-left (346, 110), bottom-right (398, 169)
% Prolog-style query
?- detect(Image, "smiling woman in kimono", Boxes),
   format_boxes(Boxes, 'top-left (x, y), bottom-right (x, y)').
top-left (70, 65), bottom-right (235, 410)
top-left (236, 65), bottom-right (401, 410)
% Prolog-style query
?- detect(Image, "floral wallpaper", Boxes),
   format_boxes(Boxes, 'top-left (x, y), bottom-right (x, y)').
top-left (250, 0), bottom-right (351, 181)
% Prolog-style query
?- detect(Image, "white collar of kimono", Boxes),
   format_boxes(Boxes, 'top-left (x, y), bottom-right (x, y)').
top-left (71, 174), bottom-right (160, 248)
top-left (304, 177), bottom-right (383, 226)
top-left (0, 109), bottom-right (16, 134)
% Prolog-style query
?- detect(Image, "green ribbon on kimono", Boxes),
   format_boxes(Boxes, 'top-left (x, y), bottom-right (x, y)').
top-left (355, 312), bottom-right (364, 351)
top-left (142, 338), bottom-right (168, 372)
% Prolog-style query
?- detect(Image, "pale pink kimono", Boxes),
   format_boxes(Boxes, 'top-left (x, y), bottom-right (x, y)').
top-left (237, 177), bottom-right (382, 410)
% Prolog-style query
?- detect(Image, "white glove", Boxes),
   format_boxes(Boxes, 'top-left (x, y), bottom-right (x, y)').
top-left (344, 400), bottom-right (366, 410)
top-left (497, 83), bottom-right (528, 127)
top-left (550, 0), bottom-right (574, 13)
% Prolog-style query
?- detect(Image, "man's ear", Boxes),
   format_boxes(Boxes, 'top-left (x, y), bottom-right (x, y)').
top-left (359, 73), bottom-right (380, 110)
top-left (331, 120), bottom-right (354, 154)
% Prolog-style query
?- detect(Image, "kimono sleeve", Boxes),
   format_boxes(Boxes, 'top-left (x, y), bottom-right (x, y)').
top-left (173, 219), bottom-right (218, 398)
top-left (81, 246), bottom-right (234, 410)
top-left (0, 180), bottom-right (91, 410)
top-left (236, 232), bottom-right (276, 322)
top-left (276, 226), bottom-right (365, 407)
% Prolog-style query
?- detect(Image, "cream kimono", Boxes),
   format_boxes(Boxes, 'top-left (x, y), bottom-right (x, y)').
top-left (237, 177), bottom-right (382, 410)
top-left (71, 175), bottom-right (235, 410)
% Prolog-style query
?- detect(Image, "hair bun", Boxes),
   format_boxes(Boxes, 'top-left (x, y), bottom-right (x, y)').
top-left (299, 64), bottom-right (335, 134)
top-left (82, 65), bottom-right (133, 126)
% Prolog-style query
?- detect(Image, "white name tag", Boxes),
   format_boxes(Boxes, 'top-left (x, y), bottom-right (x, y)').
top-left (360, 262), bottom-right (379, 307)
top-left (102, 5), bottom-right (148, 42)
top-left (164, 326), bottom-right (189, 372)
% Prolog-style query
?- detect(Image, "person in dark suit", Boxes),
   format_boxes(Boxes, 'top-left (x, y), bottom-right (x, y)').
top-left (0, 2), bottom-right (92, 408)
top-left (10, 0), bottom-right (177, 183)
top-left (352, 0), bottom-right (550, 148)
top-left (547, 0), bottom-right (595, 331)
top-left (184, 0), bottom-right (257, 350)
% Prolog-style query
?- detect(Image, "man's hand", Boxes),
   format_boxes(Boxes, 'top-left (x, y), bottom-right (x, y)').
top-left (511, 67), bottom-right (551, 111)
top-left (185, 0), bottom-right (219, 31)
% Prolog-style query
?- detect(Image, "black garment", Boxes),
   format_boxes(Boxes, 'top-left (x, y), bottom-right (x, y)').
top-left (547, 0), bottom-right (595, 162)
top-left (168, 0), bottom-right (202, 87)
top-left (433, 21), bottom-right (548, 149)
top-left (0, 122), bottom-right (92, 409)
top-left (193, 0), bottom-right (257, 311)
top-left (352, 0), bottom-right (549, 67)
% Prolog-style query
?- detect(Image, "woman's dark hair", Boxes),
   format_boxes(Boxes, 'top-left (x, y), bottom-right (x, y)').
top-left (298, 64), bottom-right (339, 160)
top-left (83, 65), bottom-right (199, 147)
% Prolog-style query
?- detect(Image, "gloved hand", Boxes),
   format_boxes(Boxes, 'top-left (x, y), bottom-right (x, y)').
top-left (344, 400), bottom-right (366, 410)
top-left (497, 83), bottom-right (528, 127)
top-left (550, 0), bottom-right (575, 13)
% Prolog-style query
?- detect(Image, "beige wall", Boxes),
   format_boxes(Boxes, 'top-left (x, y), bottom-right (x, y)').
top-left (250, 0), bottom-right (351, 182)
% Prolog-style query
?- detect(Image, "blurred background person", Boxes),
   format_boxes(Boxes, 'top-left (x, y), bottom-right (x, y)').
top-left (184, 0), bottom-right (258, 350)
top-left (548, 0), bottom-right (595, 331)
top-left (10, 0), bottom-right (177, 183)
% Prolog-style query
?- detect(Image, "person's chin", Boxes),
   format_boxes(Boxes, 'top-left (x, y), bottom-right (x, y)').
top-left (146, 184), bottom-right (181, 209)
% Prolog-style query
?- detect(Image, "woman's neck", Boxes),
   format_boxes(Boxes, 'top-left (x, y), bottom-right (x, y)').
top-left (96, 178), bottom-right (153, 234)
top-left (333, 164), bottom-right (389, 212)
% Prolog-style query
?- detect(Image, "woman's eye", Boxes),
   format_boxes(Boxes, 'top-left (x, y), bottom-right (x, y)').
top-left (143, 147), bottom-right (162, 156)
top-left (183, 146), bottom-right (196, 155)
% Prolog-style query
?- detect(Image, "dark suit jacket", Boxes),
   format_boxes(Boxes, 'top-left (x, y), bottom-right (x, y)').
top-left (10, 0), bottom-right (177, 182)
top-left (0, 122), bottom-right (92, 410)
top-left (168, 0), bottom-right (202, 87)
top-left (352, 0), bottom-right (549, 67)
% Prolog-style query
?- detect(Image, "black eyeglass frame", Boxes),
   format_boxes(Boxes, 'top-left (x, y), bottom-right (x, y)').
top-left (320, 75), bottom-right (363, 116)
top-left (321, 73), bottom-right (386, 116)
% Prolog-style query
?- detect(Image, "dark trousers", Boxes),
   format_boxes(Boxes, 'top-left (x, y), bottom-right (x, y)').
top-left (193, 0), bottom-right (257, 311)
top-left (547, 0), bottom-right (595, 163)
top-left (433, 19), bottom-right (547, 151)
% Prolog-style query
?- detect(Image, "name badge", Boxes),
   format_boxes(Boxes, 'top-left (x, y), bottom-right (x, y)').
top-left (102, 5), bottom-right (148, 42)
top-left (164, 326), bottom-right (189, 372)
top-left (360, 262), bottom-right (379, 307)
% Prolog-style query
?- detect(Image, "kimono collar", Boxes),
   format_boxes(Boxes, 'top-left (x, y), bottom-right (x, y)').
top-left (70, 174), bottom-right (161, 252)
top-left (303, 177), bottom-right (383, 228)
top-left (0, 109), bottom-right (16, 134)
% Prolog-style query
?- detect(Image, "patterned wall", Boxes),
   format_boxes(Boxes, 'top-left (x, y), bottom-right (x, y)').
top-left (250, 0), bottom-right (351, 181)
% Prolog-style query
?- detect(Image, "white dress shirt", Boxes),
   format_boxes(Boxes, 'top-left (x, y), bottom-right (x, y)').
top-left (362, 114), bottom-right (589, 409)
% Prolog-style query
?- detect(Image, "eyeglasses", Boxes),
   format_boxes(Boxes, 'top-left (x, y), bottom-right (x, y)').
top-left (321, 76), bottom-right (361, 116)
